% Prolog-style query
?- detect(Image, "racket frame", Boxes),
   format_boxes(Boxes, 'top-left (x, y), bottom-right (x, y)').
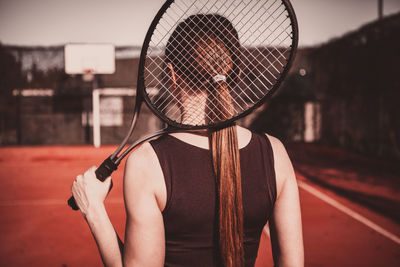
top-left (139, 0), bottom-right (299, 130)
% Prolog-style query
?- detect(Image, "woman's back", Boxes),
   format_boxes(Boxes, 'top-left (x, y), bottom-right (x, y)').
top-left (149, 127), bottom-right (277, 266)
top-left (70, 10), bottom-right (303, 267)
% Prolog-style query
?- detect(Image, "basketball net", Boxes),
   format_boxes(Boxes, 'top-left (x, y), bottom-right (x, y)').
top-left (83, 68), bottom-right (95, 82)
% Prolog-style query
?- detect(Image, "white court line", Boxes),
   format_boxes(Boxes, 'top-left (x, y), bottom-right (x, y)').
top-left (297, 180), bottom-right (400, 245)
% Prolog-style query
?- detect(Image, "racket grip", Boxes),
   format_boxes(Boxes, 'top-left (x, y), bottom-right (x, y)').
top-left (95, 156), bottom-right (118, 182)
top-left (68, 156), bottom-right (118, 211)
top-left (67, 196), bottom-right (80, 210)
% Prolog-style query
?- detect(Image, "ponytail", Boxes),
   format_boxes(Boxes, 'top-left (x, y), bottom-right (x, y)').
top-left (209, 81), bottom-right (244, 267)
top-left (166, 14), bottom-right (244, 264)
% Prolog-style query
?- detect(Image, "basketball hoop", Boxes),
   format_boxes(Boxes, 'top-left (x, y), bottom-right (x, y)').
top-left (64, 43), bottom-right (115, 82)
top-left (82, 68), bottom-right (95, 82)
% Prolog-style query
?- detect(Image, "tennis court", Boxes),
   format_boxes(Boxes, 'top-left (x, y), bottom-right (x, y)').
top-left (1, 145), bottom-right (399, 266)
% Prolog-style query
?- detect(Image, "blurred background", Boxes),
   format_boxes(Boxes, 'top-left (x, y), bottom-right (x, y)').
top-left (0, 0), bottom-right (399, 266)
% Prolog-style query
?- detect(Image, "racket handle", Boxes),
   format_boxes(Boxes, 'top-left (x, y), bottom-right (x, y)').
top-left (67, 196), bottom-right (80, 210)
top-left (68, 156), bottom-right (118, 211)
top-left (95, 156), bottom-right (119, 182)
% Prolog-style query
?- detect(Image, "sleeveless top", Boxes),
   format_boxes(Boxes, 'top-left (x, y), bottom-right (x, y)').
top-left (149, 132), bottom-right (277, 267)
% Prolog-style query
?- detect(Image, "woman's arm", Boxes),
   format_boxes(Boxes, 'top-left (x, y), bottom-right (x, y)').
top-left (267, 135), bottom-right (304, 267)
top-left (71, 167), bottom-right (123, 267)
top-left (123, 142), bottom-right (166, 266)
top-left (71, 142), bottom-right (165, 267)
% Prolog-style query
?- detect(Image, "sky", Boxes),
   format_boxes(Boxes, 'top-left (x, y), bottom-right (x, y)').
top-left (0, 0), bottom-right (399, 47)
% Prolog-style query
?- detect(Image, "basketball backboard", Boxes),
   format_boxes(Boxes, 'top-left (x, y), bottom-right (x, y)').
top-left (64, 43), bottom-right (115, 74)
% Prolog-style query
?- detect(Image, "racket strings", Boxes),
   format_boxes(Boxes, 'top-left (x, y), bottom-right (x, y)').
top-left (144, 0), bottom-right (294, 127)
top-left (149, 17), bottom-right (239, 123)
top-left (148, 30), bottom-right (278, 107)
top-left (185, 14), bottom-right (288, 86)
top-left (157, 68), bottom-right (228, 125)
top-left (165, 85), bottom-right (223, 125)
top-left (152, 0), bottom-right (292, 73)
top-left (148, 17), bottom-right (238, 111)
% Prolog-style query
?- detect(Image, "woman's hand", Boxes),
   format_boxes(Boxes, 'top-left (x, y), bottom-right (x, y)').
top-left (71, 166), bottom-right (112, 218)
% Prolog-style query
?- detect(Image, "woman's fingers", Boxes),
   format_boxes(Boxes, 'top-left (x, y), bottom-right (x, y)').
top-left (71, 166), bottom-right (112, 217)
top-left (76, 174), bottom-right (83, 182)
top-left (84, 166), bottom-right (97, 180)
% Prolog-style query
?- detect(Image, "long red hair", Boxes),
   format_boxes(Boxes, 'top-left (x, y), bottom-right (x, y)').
top-left (166, 14), bottom-right (244, 266)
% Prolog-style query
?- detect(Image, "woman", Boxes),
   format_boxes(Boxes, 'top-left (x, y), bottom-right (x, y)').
top-left (71, 14), bottom-right (303, 267)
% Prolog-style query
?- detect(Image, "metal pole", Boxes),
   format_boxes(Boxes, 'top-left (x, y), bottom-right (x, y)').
top-left (378, 0), bottom-right (383, 20)
top-left (16, 50), bottom-right (23, 145)
top-left (92, 77), bottom-right (101, 148)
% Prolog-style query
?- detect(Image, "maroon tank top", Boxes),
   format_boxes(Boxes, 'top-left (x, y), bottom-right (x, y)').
top-left (149, 132), bottom-right (276, 267)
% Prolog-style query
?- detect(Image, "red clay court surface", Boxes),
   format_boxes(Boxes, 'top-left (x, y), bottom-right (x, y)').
top-left (0, 146), bottom-right (399, 266)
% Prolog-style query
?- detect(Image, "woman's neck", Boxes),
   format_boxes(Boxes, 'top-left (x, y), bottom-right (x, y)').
top-left (180, 91), bottom-right (208, 125)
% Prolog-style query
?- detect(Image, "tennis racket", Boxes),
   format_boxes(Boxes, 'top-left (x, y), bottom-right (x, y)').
top-left (68, 0), bottom-right (298, 210)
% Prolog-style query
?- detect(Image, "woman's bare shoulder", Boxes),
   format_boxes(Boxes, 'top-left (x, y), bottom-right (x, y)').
top-left (124, 142), bottom-right (162, 192)
top-left (124, 141), bottom-right (166, 211)
top-left (126, 142), bottom-right (158, 169)
top-left (264, 134), bottom-right (296, 197)
top-left (265, 134), bottom-right (286, 154)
